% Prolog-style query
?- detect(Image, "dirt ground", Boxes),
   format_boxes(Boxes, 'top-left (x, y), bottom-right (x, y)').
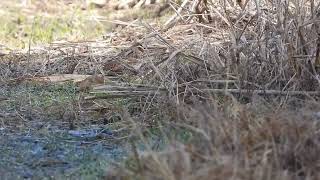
top-left (0, 1), bottom-right (166, 179)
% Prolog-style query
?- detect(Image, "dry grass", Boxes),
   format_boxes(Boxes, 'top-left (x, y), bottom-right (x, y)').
top-left (1, 0), bottom-right (320, 179)
top-left (106, 98), bottom-right (320, 180)
top-left (103, 0), bottom-right (320, 179)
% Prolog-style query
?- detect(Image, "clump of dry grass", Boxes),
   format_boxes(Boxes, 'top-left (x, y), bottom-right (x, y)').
top-left (103, 0), bottom-right (320, 179)
top-left (106, 98), bottom-right (320, 180)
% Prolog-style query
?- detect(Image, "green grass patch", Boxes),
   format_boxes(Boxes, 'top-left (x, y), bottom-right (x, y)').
top-left (0, 3), bottom-right (105, 49)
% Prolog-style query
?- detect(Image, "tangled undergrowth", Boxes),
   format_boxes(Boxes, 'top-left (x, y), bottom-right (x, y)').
top-left (107, 99), bottom-right (320, 180)
top-left (1, 0), bottom-right (320, 179)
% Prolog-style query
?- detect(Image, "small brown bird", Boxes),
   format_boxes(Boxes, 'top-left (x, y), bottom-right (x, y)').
top-left (78, 74), bottom-right (105, 92)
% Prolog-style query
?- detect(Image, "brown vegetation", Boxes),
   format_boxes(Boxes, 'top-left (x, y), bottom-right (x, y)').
top-left (1, 0), bottom-right (320, 179)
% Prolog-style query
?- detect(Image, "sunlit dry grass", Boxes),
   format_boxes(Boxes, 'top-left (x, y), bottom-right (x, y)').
top-left (0, 0), bottom-right (106, 49)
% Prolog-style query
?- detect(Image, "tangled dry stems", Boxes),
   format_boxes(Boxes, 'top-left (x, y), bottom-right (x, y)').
top-left (1, 0), bottom-right (320, 179)
top-left (105, 0), bottom-right (320, 179)
top-left (106, 98), bottom-right (320, 180)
